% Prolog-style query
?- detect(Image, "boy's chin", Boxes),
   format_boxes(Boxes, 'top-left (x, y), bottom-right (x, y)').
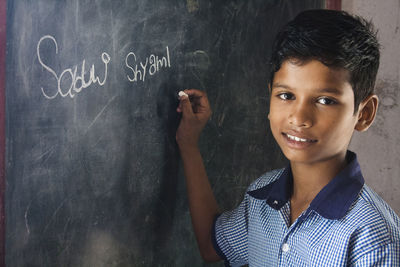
top-left (283, 154), bottom-right (317, 165)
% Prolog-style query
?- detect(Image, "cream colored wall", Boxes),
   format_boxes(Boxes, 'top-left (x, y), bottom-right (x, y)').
top-left (343, 0), bottom-right (400, 215)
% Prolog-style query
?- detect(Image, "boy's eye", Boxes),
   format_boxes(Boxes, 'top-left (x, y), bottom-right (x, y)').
top-left (317, 97), bottom-right (336, 105)
top-left (277, 93), bottom-right (294, 100)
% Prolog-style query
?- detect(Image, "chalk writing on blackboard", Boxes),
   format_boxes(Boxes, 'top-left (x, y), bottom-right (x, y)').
top-left (37, 35), bottom-right (110, 100)
top-left (125, 46), bottom-right (171, 83)
top-left (37, 35), bottom-right (172, 100)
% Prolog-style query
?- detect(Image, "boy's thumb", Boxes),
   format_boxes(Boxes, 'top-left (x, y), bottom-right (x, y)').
top-left (180, 96), bottom-right (194, 117)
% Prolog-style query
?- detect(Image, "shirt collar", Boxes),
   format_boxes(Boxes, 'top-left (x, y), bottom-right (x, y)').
top-left (248, 151), bottom-right (365, 220)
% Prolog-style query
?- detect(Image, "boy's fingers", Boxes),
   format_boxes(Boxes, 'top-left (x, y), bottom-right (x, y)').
top-left (184, 89), bottom-right (203, 97)
top-left (183, 89), bottom-right (210, 110)
top-left (177, 89), bottom-right (211, 120)
top-left (180, 96), bottom-right (194, 117)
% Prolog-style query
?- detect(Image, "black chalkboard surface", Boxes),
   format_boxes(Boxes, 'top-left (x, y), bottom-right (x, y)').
top-left (5, 0), bottom-right (323, 266)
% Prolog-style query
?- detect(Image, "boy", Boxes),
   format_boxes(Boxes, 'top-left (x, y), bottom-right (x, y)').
top-left (176, 9), bottom-right (400, 266)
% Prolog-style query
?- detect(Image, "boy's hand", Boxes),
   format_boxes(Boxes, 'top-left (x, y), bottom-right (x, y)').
top-left (176, 89), bottom-right (212, 149)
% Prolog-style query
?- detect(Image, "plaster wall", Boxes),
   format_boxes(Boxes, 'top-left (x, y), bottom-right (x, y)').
top-left (343, 0), bottom-right (400, 215)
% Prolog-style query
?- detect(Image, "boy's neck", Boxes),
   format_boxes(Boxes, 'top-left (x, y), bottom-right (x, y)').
top-left (290, 151), bottom-right (348, 204)
top-left (288, 151), bottom-right (348, 225)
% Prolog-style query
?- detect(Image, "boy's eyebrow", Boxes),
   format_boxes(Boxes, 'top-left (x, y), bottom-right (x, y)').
top-left (317, 87), bottom-right (343, 95)
top-left (271, 83), bottom-right (292, 90)
top-left (272, 83), bottom-right (343, 95)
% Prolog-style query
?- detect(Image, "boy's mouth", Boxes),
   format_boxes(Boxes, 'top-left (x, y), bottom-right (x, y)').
top-left (282, 132), bottom-right (317, 143)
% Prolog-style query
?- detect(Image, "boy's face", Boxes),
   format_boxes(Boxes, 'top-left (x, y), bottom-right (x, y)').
top-left (269, 59), bottom-right (361, 165)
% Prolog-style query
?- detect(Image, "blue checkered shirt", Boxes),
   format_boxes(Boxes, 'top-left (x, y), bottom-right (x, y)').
top-left (212, 151), bottom-right (400, 266)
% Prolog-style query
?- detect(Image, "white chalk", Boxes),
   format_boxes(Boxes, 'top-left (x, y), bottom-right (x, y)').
top-left (178, 91), bottom-right (188, 98)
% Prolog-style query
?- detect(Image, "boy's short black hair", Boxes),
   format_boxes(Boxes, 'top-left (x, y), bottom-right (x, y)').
top-left (269, 9), bottom-right (380, 111)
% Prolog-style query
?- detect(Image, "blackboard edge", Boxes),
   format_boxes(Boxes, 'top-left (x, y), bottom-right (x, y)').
top-left (0, 0), bottom-right (5, 266)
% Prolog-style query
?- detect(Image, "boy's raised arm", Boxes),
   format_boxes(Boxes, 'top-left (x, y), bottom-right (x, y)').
top-left (176, 89), bottom-right (221, 262)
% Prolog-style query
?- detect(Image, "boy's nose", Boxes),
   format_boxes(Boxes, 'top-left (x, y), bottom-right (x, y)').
top-left (288, 103), bottom-right (313, 128)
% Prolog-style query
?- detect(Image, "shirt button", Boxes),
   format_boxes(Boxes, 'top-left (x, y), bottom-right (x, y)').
top-left (273, 200), bottom-right (279, 205)
top-left (282, 243), bottom-right (290, 253)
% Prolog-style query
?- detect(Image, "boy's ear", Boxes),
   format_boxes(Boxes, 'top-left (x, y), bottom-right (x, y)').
top-left (355, 94), bottom-right (379, 132)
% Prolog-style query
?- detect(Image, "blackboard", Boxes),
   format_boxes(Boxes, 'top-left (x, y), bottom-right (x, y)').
top-left (4, 0), bottom-right (324, 266)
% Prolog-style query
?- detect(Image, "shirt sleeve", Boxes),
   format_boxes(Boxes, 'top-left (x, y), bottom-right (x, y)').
top-left (351, 243), bottom-right (400, 267)
top-left (212, 193), bottom-right (250, 267)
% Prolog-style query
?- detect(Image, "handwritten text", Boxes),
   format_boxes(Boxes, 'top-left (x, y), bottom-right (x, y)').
top-left (37, 35), bottom-right (110, 99)
top-left (125, 46), bottom-right (171, 83)
top-left (37, 36), bottom-right (173, 100)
